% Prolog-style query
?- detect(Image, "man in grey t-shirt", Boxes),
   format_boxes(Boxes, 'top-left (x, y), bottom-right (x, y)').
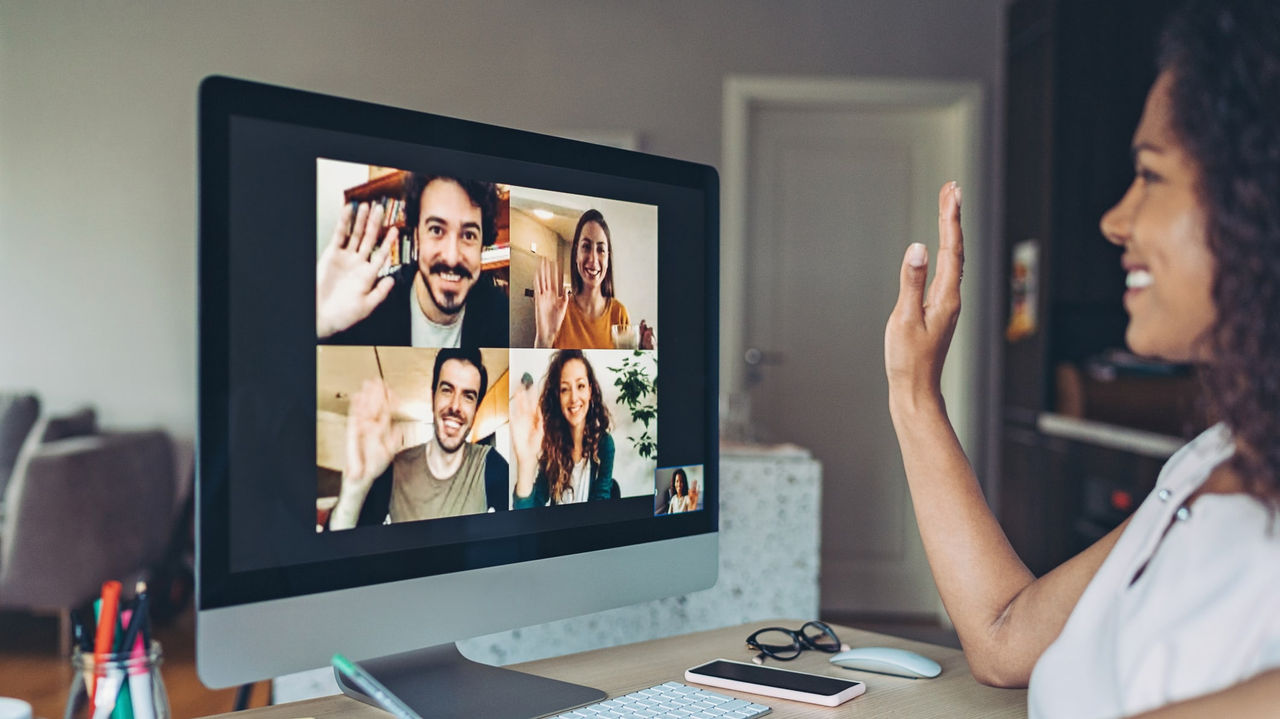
top-left (328, 348), bottom-right (509, 530)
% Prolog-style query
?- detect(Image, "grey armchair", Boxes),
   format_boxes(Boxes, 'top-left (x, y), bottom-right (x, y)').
top-left (0, 396), bottom-right (177, 652)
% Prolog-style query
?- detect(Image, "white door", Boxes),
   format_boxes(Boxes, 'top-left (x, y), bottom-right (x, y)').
top-left (722, 78), bottom-right (983, 618)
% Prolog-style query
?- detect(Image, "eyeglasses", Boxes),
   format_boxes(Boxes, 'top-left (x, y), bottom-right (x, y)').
top-left (745, 621), bottom-right (850, 664)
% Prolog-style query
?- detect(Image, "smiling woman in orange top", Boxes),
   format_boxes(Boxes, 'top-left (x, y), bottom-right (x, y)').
top-left (534, 209), bottom-right (631, 349)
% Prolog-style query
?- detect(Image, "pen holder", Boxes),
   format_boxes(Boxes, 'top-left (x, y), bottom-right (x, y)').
top-left (65, 641), bottom-right (169, 719)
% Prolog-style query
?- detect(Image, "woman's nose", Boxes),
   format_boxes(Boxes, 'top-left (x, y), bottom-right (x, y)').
top-left (1100, 183), bottom-right (1137, 247)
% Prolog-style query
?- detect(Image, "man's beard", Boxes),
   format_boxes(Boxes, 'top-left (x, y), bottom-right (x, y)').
top-left (425, 262), bottom-right (475, 316)
top-left (434, 410), bottom-right (471, 453)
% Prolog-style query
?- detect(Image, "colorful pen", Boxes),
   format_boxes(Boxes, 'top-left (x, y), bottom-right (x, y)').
top-left (126, 582), bottom-right (156, 719)
top-left (92, 580), bottom-right (123, 702)
top-left (332, 654), bottom-right (421, 719)
top-left (113, 610), bottom-right (135, 719)
top-left (134, 581), bottom-right (151, 647)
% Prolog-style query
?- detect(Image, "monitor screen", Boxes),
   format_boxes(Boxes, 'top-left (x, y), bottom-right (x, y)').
top-left (197, 76), bottom-right (719, 690)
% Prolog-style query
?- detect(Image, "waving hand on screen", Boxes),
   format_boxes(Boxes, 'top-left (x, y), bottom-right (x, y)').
top-left (510, 376), bottom-right (544, 501)
top-left (328, 378), bottom-right (400, 530)
top-left (316, 202), bottom-right (397, 338)
top-left (533, 256), bottom-right (570, 348)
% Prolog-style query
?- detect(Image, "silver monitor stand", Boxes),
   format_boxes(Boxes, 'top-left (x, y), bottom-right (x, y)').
top-left (335, 643), bottom-right (605, 719)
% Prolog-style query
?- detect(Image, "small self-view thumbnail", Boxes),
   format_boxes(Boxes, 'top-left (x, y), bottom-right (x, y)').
top-left (654, 464), bottom-right (703, 515)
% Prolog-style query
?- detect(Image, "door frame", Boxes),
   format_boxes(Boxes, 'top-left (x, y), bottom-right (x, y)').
top-left (721, 77), bottom-right (984, 620)
top-left (722, 75), bottom-right (985, 454)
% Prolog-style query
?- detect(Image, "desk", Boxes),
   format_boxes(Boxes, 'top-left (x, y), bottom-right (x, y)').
top-left (202, 620), bottom-right (1027, 718)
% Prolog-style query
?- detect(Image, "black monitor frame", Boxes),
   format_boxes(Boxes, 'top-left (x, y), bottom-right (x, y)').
top-left (197, 75), bottom-right (719, 613)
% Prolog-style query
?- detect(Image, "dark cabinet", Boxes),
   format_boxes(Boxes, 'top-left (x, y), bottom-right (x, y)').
top-left (998, 0), bottom-right (1189, 574)
top-left (1001, 427), bottom-right (1074, 577)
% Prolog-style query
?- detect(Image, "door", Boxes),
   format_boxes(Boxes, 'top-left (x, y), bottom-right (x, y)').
top-left (723, 78), bottom-right (983, 618)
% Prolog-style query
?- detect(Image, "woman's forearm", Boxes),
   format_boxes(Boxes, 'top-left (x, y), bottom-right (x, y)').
top-left (889, 391), bottom-right (1038, 681)
top-left (890, 389), bottom-right (1127, 686)
top-left (882, 185), bottom-right (1126, 685)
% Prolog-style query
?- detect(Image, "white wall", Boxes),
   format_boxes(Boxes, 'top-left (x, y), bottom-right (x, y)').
top-left (315, 159), bottom-right (370, 257)
top-left (0, 0), bottom-right (1004, 440)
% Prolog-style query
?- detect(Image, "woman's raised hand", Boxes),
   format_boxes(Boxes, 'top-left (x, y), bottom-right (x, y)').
top-left (533, 256), bottom-right (570, 348)
top-left (884, 182), bottom-right (965, 406)
top-left (509, 378), bottom-right (545, 498)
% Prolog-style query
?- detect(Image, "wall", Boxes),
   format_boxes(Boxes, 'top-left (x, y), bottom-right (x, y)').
top-left (0, 0), bottom-right (1003, 444)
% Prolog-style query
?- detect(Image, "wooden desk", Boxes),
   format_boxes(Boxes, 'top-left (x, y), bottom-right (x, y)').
top-left (202, 620), bottom-right (1027, 718)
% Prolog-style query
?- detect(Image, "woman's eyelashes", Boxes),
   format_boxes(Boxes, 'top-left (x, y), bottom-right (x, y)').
top-left (1135, 164), bottom-right (1164, 185)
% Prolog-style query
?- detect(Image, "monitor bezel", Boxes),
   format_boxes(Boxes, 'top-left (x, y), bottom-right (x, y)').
top-left (197, 75), bottom-right (719, 612)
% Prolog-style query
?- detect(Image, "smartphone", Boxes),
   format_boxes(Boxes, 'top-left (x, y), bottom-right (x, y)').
top-left (685, 658), bottom-right (866, 707)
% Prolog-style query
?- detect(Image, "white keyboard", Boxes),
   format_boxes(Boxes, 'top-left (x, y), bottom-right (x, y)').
top-left (552, 681), bottom-right (771, 718)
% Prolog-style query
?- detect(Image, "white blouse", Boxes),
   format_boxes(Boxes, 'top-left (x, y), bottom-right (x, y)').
top-left (1029, 424), bottom-right (1280, 718)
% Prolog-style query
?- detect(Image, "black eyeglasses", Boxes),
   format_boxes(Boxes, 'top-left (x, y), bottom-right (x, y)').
top-left (745, 621), bottom-right (850, 664)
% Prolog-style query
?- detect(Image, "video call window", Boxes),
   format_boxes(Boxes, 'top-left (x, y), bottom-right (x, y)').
top-left (314, 160), bottom-right (664, 531)
top-left (508, 349), bottom-right (658, 507)
top-left (507, 186), bottom-right (659, 351)
top-left (316, 346), bottom-right (512, 531)
top-left (315, 159), bottom-right (512, 349)
top-left (654, 465), bottom-right (704, 516)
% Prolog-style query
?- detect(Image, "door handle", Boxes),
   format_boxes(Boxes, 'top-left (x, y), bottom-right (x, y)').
top-left (744, 347), bottom-right (784, 366)
top-left (744, 347), bottom-right (784, 387)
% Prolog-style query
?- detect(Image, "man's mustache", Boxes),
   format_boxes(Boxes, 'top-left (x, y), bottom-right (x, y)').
top-left (440, 410), bottom-right (468, 426)
top-left (429, 262), bottom-right (474, 280)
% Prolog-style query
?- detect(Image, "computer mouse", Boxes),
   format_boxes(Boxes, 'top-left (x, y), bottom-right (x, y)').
top-left (829, 647), bottom-right (942, 679)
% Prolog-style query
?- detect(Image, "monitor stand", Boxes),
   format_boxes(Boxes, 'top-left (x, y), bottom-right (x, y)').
top-left (334, 642), bottom-right (607, 719)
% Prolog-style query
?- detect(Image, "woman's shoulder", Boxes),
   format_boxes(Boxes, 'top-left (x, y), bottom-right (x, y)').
top-left (607, 298), bottom-right (629, 321)
top-left (1155, 423), bottom-right (1235, 493)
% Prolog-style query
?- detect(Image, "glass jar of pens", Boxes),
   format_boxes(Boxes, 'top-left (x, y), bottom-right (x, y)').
top-left (64, 580), bottom-right (169, 719)
top-left (65, 642), bottom-right (169, 719)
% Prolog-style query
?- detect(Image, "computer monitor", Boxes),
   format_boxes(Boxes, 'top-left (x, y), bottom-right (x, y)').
top-left (196, 76), bottom-right (719, 717)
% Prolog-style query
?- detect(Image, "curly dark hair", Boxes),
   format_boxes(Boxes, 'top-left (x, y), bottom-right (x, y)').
top-left (569, 209), bottom-right (616, 298)
top-left (1158, 0), bottom-right (1280, 508)
top-left (672, 468), bottom-right (689, 497)
top-left (403, 174), bottom-right (501, 247)
top-left (539, 350), bottom-right (611, 504)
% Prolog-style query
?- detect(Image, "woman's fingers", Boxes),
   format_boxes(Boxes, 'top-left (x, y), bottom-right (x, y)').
top-left (927, 182), bottom-right (964, 312)
top-left (536, 257), bottom-right (549, 297)
top-left (893, 242), bottom-right (929, 325)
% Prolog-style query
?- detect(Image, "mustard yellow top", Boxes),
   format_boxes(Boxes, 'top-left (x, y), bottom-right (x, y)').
top-left (554, 297), bottom-right (631, 349)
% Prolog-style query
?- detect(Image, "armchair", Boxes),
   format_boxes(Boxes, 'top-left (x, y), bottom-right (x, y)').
top-left (0, 397), bottom-right (177, 652)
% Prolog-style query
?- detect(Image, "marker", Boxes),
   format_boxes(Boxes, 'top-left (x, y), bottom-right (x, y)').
top-left (331, 654), bottom-right (421, 719)
top-left (124, 582), bottom-right (156, 719)
top-left (133, 581), bottom-right (151, 648)
top-left (113, 610), bottom-right (135, 719)
top-left (72, 608), bottom-right (95, 698)
top-left (71, 608), bottom-right (95, 652)
top-left (92, 581), bottom-right (123, 703)
top-left (117, 584), bottom-right (147, 660)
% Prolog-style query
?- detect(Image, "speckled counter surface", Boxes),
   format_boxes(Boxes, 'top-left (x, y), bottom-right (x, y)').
top-left (274, 446), bottom-right (821, 701)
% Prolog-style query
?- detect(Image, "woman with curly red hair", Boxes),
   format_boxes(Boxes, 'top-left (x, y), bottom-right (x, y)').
top-left (512, 350), bottom-right (615, 506)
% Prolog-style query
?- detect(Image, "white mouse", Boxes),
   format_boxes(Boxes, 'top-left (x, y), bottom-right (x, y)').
top-left (829, 646), bottom-right (942, 679)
